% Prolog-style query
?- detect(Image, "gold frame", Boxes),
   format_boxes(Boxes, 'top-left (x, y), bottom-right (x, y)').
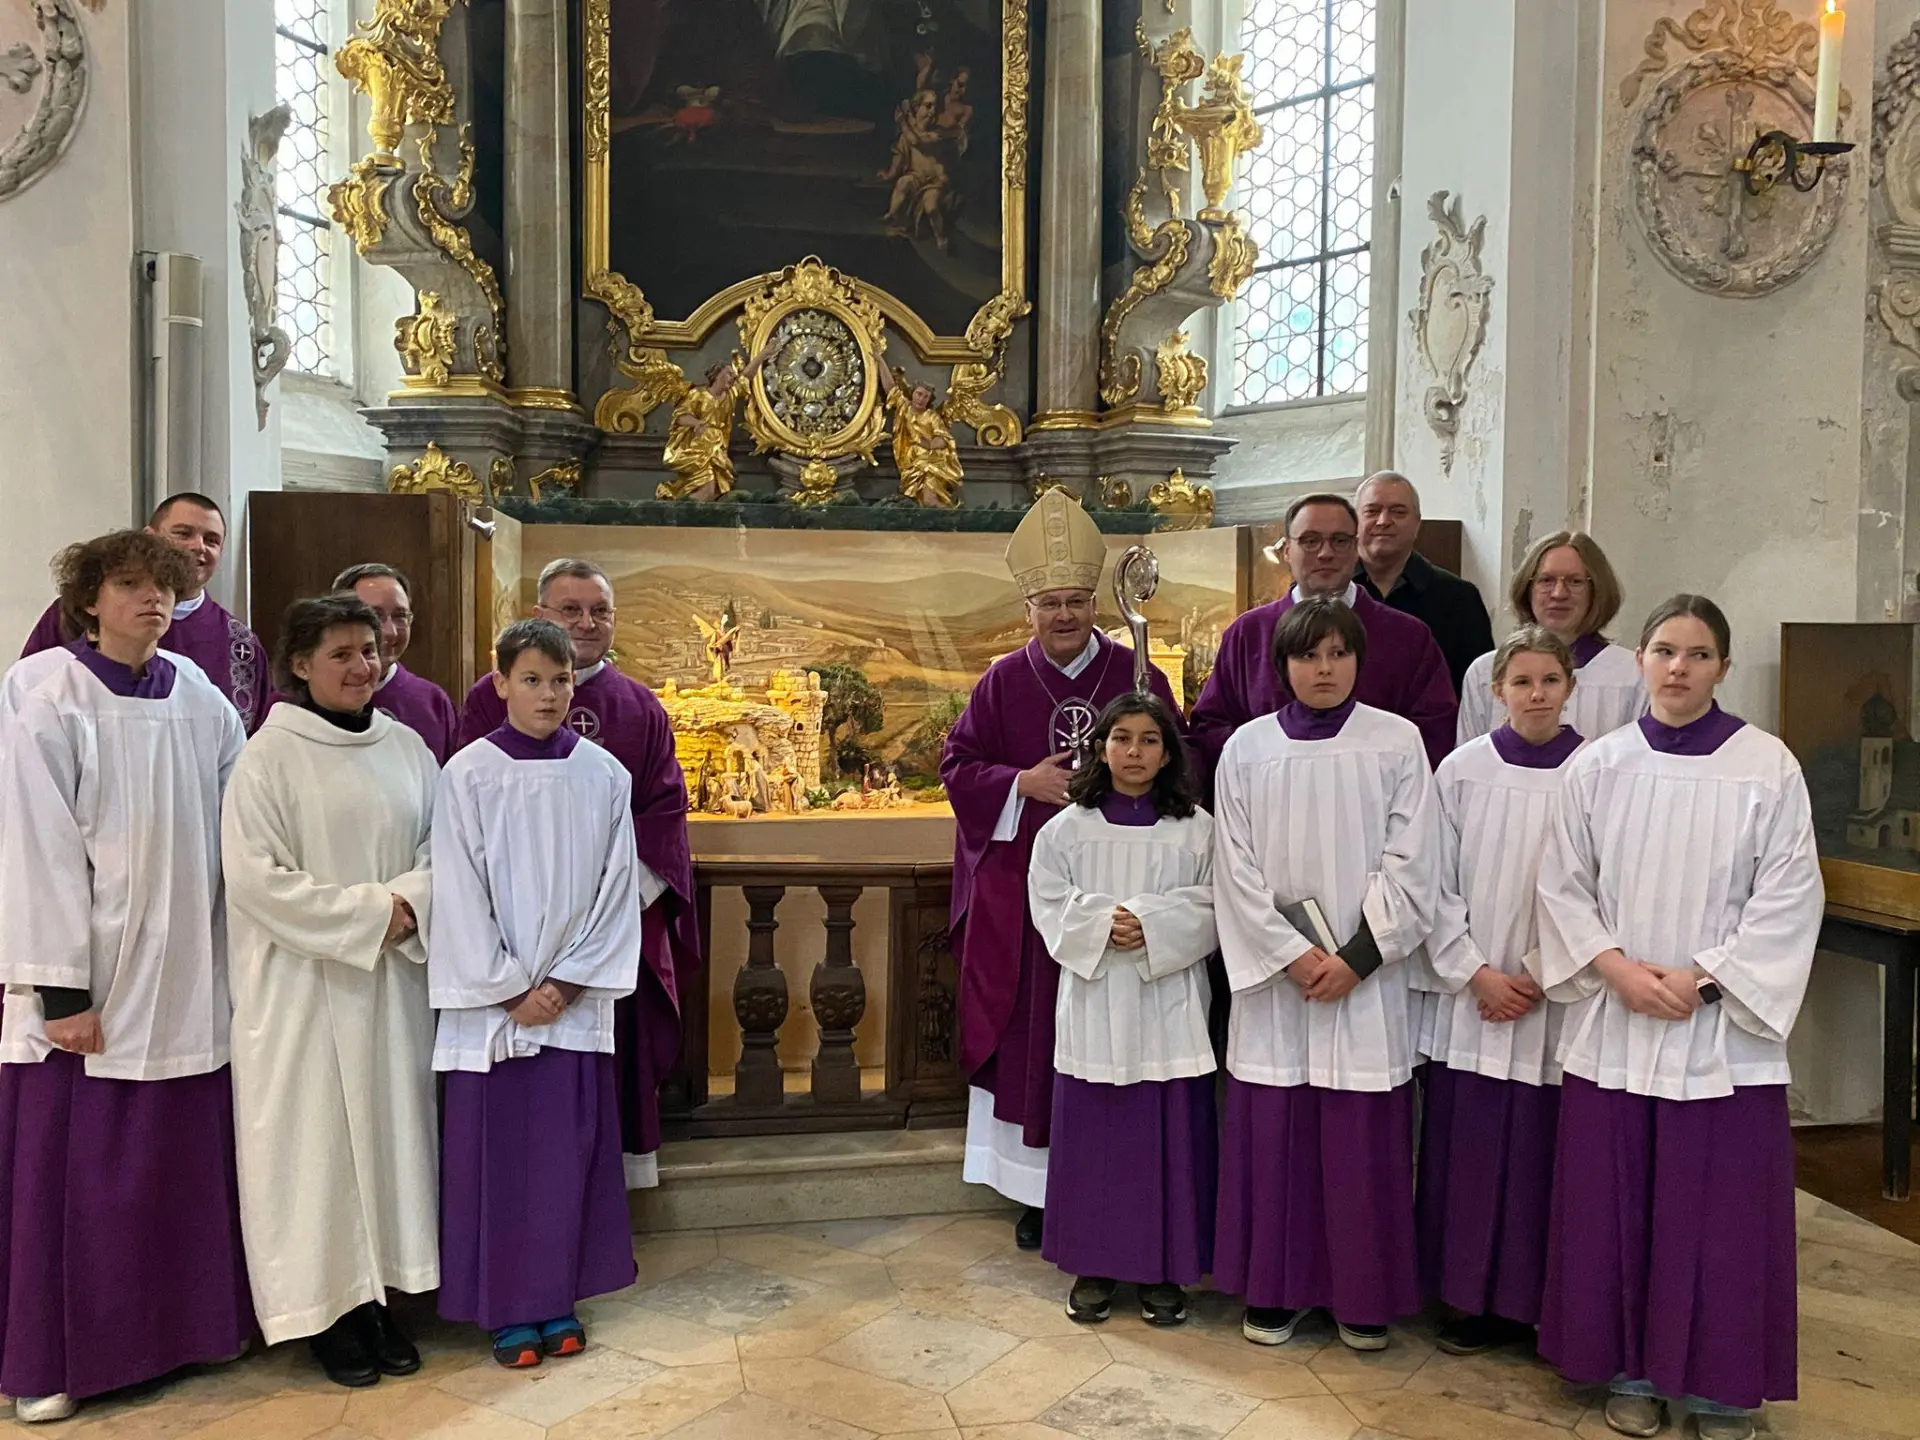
top-left (580, 0), bottom-right (1029, 369)
top-left (737, 257), bottom-right (888, 464)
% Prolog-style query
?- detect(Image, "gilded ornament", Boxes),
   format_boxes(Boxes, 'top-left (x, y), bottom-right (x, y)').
top-left (412, 127), bottom-right (506, 383)
top-left (327, 156), bottom-right (393, 255)
top-left (1619, 0), bottom-right (1818, 108)
top-left (1028, 474), bottom-right (1076, 501)
top-left (489, 456), bottom-right (516, 498)
top-left (389, 442), bottom-right (484, 502)
top-left (609, 345), bottom-right (776, 501)
top-left (790, 458), bottom-right (844, 508)
top-left (336, 0), bottom-right (466, 167)
top-left (527, 460), bottom-right (583, 501)
top-left (394, 290), bottom-right (457, 387)
top-left (1146, 468), bottom-right (1213, 529)
top-left (1100, 175), bottom-right (1193, 407)
top-left (582, 0), bottom-right (611, 163)
top-left (1139, 25), bottom-right (1206, 214)
top-left (1185, 54), bottom-right (1263, 222)
top-left (879, 364), bottom-right (965, 508)
top-left (1154, 331), bottom-right (1207, 413)
top-left (1003, 0), bottom-right (1031, 191)
top-left (1100, 477), bottom-right (1135, 509)
top-left (738, 257), bottom-right (887, 464)
top-left (1208, 211), bottom-right (1258, 298)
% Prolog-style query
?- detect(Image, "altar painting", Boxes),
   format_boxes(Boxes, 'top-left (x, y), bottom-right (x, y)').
top-left (594, 0), bottom-right (1022, 342)
top-left (517, 525), bottom-right (1237, 807)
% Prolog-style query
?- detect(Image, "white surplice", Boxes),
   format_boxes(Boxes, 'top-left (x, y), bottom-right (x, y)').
top-left (1028, 804), bottom-right (1217, 1084)
top-left (1456, 643), bottom-right (1647, 746)
top-left (221, 704), bottom-right (439, 1344)
top-left (430, 736), bottom-right (643, 1072)
top-left (0, 652), bottom-right (243, 1079)
top-left (1536, 722), bottom-right (1824, 1101)
top-left (1212, 705), bottom-right (1441, 1092)
top-left (1410, 733), bottom-right (1581, 1086)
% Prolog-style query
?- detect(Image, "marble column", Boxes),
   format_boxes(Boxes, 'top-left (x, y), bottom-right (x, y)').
top-left (503, 0), bottom-right (574, 398)
top-left (1036, 0), bottom-right (1102, 415)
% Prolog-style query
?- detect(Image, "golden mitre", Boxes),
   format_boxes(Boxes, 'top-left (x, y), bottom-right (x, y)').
top-left (1006, 487), bottom-right (1106, 598)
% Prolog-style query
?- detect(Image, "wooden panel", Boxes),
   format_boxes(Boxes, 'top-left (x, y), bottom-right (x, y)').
top-left (1822, 858), bottom-right (1920, 925)
top-left (247, 492), bottom-right (478, 700)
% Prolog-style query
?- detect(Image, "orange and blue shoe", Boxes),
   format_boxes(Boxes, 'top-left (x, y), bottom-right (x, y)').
top-left (491, 1324), bottom-right (543, 1369)
top-left (540, 1315), bottom-right (586, 1358)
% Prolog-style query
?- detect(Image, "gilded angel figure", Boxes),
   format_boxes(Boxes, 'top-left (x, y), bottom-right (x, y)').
top-left (624, 340), bottom-right (777, 501)
top-left (877, 362), bottom-right (965, 508)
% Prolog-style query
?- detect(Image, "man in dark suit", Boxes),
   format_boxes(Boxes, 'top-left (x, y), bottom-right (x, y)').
top-left (1353, 471), bottom-right (1493, 698)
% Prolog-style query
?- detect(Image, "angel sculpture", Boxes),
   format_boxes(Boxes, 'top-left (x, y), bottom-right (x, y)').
top-left (692, 600), bottom-right (742, 684)
top-left (623, 341), bottom-right (777, 502)
top-left (877, 362), bottom-right (966, 508)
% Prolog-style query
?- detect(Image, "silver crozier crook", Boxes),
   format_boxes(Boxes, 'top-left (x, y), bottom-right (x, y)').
top-left (1112, 544), bottom-right (1160, 694)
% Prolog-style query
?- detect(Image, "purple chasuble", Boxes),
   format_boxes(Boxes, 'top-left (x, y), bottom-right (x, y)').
top-left (484, 722), bottom-right (581, 761)
top-left (459, 665), bottom-right (696, 1161)
top-left (1638, 703), bottom-right (1745, 756)
top-left (25, 596), bottom-right (269, 733)
top-left (1277, 695), bottom-right (1356, 741)
top-left (65, 641), bottom-right (176, 700)
top-left (1489, 723), bottom-right (1584, 769)
top-left (1098, 791), bottom-right (1159, 827)
top-left (375, 664), bottom-right (458, 765)
top-left (939, 636), bottom-right (1181, 1146)
top-left (1570, 633), bottom-right (1607, 668)
top-left (1191, 587), bottom-right (1457, 786)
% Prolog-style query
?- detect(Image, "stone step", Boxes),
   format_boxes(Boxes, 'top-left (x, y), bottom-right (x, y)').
top-left (631, 1126), bottom-right (1013, 1233)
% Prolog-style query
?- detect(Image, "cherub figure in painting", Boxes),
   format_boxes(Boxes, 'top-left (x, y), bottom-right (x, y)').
top-left (878, 88), bottom-right (952, 249)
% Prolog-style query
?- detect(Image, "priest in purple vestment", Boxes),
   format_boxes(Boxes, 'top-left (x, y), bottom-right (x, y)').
top-left (19, 492), bottom-right (271, 734)
top-left (939, 489), bottom-right (1182, 1249)
top-left (334, 563), bottom-right (459, 764)
top-left (455, 558), bottom-right (698, 1190)
top-left (1191, 493), bottom-right (1456, 784)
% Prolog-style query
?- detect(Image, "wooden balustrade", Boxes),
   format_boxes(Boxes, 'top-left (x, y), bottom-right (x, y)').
top-left (660, 857), bottom-right (966, 1139)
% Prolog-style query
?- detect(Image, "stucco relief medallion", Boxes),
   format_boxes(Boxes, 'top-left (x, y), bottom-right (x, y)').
top-left (0, 0), bottom-right (89, 203)
top-left (1408, 190), bottom-right (1492, 476)
top-left (1630, 51), bottom-right (1845, 297)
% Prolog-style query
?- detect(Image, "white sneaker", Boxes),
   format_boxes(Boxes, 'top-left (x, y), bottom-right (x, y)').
top-left (14, 1394), bottom-right (77, 1424)
top-left (1603, 1393), bottom-right (1664, 1437)
top-left (1693, 1412), bottom-right (1755, 1440)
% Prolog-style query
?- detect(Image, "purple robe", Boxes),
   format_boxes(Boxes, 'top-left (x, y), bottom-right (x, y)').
top-left (23, 596), bottom-right (271, 734)
top-left (375, 663), bottom-right (458, 765)
top-left (938, 635), bottom-right (1180, 1147)
top-left (458, 666), bottom-right (697, 1161)
top-left (1190, 587), bottom-right (1456, 785)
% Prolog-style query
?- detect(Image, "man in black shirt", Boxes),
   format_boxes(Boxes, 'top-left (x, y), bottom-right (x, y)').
top-left (1353, 471), bottom-right (1493, 699)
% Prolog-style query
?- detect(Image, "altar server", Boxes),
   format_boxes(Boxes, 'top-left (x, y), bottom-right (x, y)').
top-left (1411, 625), bottom-right (1582, 1358)
top-left (0, 532), bottom-right (253, 1424)
top-left (1456, 532), bottom-right (1646, 745)
top-left (223, 593), bottom-right (439, 1388)
top-left (1029, 692), bottom-right (1216, 1326)
top-left (336, 563), bottom-right (459, 763)
top-left (21, 494), bottom-right (272, 732)
top-left (1211, 597), bottom-right (1439, 1353)
top-left (941, 489), bottom-right (1181, 1248)
top-left (1536, 595), bottom-right (1820, 1440)
top-left (457, 558), bottom-right (696, 1192)
top-left (433, 619), bottom-right (641, 1367)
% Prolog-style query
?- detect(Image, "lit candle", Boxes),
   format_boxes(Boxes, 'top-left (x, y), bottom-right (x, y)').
top-left (1813, 0), bottom-right (1844, 144)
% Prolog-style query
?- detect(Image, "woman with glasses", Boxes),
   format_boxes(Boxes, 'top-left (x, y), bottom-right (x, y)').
top-left (455, 559), bottom-right (698, 1200)
top-left (1456, 533), bottom-right (1647, 745)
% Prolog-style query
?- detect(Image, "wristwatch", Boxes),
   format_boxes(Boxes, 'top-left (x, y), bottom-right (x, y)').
top-left (1695, 977), bottom-right (1722, 1006)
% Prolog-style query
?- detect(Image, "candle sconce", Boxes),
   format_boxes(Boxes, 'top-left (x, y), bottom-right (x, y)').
top-left (1735, 130), bottom-right (1855, 195)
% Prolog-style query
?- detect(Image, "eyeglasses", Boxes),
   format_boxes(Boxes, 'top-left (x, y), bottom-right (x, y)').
top-left (542, 603), bottom-right (616, 626)
top-left (1289, 533), bottom-right (1357, 555)
top-left (1532, 575), bottom-right (1591, 595)
top-left (369, 608), bottom-right (413, 626)
top-left (1032, 596), bottom-right (1093, 616)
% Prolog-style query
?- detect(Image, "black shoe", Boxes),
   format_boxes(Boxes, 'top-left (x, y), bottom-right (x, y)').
top-left (309, 1315), bottom-right (379, 1389)
top-left (1241, 1305), bottom-right (1303, 1345)
top-left (1335, 1319), bottom-right (1389, 1352)
top-left (1014, 1206), bottom-right (1044, 1250)
top-left (1139, 1283), bottom-right (1187, 1326)
top-left (349, 1301), bottom-right (421, 1377)
top-left (1066, 1275), bottom-right (1117, 1323)
top-left (1435, 1312), bottom-right (1531, 1356)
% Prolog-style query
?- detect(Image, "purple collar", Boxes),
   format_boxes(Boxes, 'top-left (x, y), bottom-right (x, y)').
top-left (1638, 702), bottom-right (1745, 756)
top-left (1278, 695), bottom-right (1356, 740)
top-left (66, 639), bottom-right (175, 699)
top-left (1099, 789), bottom-right (1159, 827)
top-left (1570, 633), bottom-right (1606, 668)
top-left (485, 722), bottom-right (581, 761)
top-left (1490, 722), bottom-right (1583, 769)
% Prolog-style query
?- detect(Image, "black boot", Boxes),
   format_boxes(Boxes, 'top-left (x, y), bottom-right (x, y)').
top-left (309, 1313), bottom-right (379, 1389)
top-left (350, 1301), bottom-right (421, 1377)
top-left (1014, 1206), bottom-right (1044, 1250)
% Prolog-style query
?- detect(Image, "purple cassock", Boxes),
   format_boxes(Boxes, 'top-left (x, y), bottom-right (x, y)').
top-left (939, 636), bottom-right (1180, 1149)
top-left (22, 596), bottom-right (271, 734)
top-left (374, 663), bottom-right (458, 765)
top-left (458, 666), bottom-right (698, 1164)
top-left (1189, 586), bottom-right (1456, 785)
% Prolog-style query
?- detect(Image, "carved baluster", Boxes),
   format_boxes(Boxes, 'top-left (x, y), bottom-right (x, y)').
top-left (809, 883), bottom-right (868, 1106)
top-left (732, 885), bottom-right (788, 1110)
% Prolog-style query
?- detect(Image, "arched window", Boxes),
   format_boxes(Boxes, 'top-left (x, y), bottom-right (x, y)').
top-left (274, 0), bottom-right (338, 376)
top-left (1233, 0), bottom-right (1375, 408)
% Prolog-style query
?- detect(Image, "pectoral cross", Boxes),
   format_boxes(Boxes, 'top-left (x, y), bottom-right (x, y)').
top-left (1656, 85), bottom-right (1758, 262)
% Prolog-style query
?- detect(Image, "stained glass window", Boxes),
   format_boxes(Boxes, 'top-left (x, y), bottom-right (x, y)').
top-left (275, 0), bottom-right (335, 376)
top-left (1234, 0), bottom-right (1375, 407)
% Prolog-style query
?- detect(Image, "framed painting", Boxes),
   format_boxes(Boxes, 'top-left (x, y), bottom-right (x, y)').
top-left (581, 0), bottom-right (1031, 366)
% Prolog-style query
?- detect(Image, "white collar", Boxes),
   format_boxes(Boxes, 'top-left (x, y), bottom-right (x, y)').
top-left (574, 659), bottom-right (608, 685)
top-left (172, 591), bottom-right (207, 619)
top-left (1290, 580), bottom-right (1359, 608)
top-left (376, 663), bottom-right (399, 693)
top-left (1046, 633), bottom-right (1100, 679)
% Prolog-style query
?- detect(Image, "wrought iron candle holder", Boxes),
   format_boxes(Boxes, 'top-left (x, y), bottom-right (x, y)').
top-left (1734, 130), bottom-right (1854, 196)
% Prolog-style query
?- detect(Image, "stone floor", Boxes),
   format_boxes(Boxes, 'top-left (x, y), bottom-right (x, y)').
top-left (16, 1190), bottom-right (1920, 1439)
